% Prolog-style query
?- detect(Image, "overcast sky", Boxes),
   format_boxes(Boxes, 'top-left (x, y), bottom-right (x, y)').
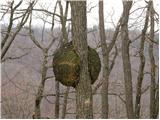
top-left (0, 0), bottom-right (159, 29)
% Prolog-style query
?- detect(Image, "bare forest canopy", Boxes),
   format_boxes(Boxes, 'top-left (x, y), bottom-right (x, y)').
top-left (0, 0), bottom-right (159, 119)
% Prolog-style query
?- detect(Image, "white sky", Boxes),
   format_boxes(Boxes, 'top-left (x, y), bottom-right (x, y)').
top-left (0, 0), bottom-right (159, 29)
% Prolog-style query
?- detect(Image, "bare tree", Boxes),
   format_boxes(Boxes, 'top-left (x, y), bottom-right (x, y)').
top-left (99, 0), bottom-right (121, 118)
top-left (148, 0), bottom-right (158, 118)
top-left (134, 2), bottom-right (150, 118)
top-left (71, 1), bottom-right (93, 118)
top-left (1, 0), bottom-right (159, 119)
top-left (1, 1), bottom-right (34, 60)
top-left (29, 9), bottom-right (57, 118)
top-left (120, 0), bottom-right (134, 118)
top-left (99, 1), bottom-right (109, 118)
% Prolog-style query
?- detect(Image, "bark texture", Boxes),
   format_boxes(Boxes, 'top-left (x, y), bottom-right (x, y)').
top-left (121, 1), bottom-right (134, 118)
top-left (55, 81), bottom-right (60, 118)
top-left (34, 50), bottom-right (48, 119)
top-left (99, 1), bottom-right (121, 118)
top-left (61, 87), bottom-right (70, 119)
top-left (71, 1), bottom-right (93, 118)
top-left (135, 3), bottom-right (150, 118)
top-left (99, 1), bottom-right (109, 118)
top-left (148, 1), bottom-right (157, 118)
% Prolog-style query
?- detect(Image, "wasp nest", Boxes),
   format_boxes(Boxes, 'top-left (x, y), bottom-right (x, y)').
top-left (53, 42), bottom-right (101, 87)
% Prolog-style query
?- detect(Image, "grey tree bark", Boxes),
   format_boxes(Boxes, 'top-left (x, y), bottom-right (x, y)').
top-left (148, 1), bottom-right (157, 118)
top-left (71, 1), bottom-right (93, 118)
top-left (34, 50), bottom-right (48, 119)
top-left (61, 87), bottom-right (70, 118)
top-left (58, 1), bottom-right (69, 45)
top-left (99, 1), bottom-right (109, 118)
top-left (99, 0), bottom-right (121, 118)
top-left (121, 1), bottom-right (134, 118)
top-left (135, 2), bottom-right (150, 118)
top-left (55, 81), bottom-right (60, 119)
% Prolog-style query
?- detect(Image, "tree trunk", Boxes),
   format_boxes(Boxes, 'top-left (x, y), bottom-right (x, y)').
top-left (55, 81), bottom-right (60, 118)
top-left (61, 87), bottom-right (70, 118)
top-left (71, 1), bottom-right (93, 118)
top-left (99, 1), bottom-right (121, 118)
top-left (58, 1), bottom-right (69, 44)
top-left (134, 3), bottom-right (150, 118)
top-left (155, 79), bottom-right (159, 118)
top-left (99, 1), bottom-right (109, 118)
top-left (149, 1), bottom-right (157, 118)
top-left (121, 1), bottom-right (134, 118)
top-left (34, 50), bottom-right (48, 119)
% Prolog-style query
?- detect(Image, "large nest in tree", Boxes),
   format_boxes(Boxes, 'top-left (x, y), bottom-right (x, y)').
top-left (53, 42), bottom-right (101, 87)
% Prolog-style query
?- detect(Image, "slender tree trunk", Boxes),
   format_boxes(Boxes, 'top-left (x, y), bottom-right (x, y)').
top-left (99, 1), bottom-right (109, 118)
top-left (71, 1), bottom-right (93, 118)
top-left (134, 3), bottom-right (150, 118)
top-left (61, 87), bottom-right (70, 118)
top-left (58, 1), bottom-right (69, 44)
top-left (34, 50), bottom-right (48, 119)
top-left (121, 1), bottom-right (134, 118)
top-left (99, 1), bottom-right (121, 118)
top-left (149, 1), bottom-right (157, 118)
top-left (55, 81), bottom-right (60, 118)
top-left (155, 79), bottom-right (159, 118)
